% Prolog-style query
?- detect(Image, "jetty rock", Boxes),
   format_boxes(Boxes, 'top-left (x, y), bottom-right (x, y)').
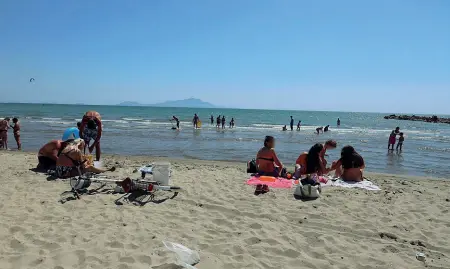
top-left (384, 114), bottom-right (450, 124)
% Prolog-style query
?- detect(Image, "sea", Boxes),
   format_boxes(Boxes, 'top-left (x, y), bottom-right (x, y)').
top-left (1, 103), bottom-right (450, 178)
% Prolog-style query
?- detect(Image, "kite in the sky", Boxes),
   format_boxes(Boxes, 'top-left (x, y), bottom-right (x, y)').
top-left (29, 78), bottom-right (35, 82)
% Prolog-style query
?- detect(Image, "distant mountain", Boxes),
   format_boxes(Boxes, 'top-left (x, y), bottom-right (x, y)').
top-left (117, 98), bottom-right (216, 108)
top-left (153, 98), bottom-right (215, 108)
top-left (117, 101), bottom-right (142, 106)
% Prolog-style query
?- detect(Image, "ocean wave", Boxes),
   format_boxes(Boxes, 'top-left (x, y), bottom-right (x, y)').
top-left (418, 147), bottom-right (450, 153)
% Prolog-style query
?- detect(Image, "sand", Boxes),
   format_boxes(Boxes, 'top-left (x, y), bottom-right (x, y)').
top-left (0, 150), bottom-right (449, 269)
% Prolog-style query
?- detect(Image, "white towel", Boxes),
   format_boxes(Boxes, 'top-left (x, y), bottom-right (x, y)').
top-left (331, 179), bottom-right (381, 191)
top-left (139, 165), bottom-right (153, 174)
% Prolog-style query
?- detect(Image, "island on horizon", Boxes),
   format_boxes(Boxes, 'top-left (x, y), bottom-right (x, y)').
top-left (117, 98), bottom-right (216, 108)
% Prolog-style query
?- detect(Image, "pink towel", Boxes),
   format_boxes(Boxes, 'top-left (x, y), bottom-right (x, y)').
top-left (246, 176), bottom-right (293, 189)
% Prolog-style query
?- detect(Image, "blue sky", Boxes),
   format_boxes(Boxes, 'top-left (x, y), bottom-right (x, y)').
top-left (1, 0), bottom-right (449, 113)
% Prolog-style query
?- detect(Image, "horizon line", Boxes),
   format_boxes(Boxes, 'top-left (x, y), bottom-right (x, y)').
top-left (0, 102), bottom-right (447, 116)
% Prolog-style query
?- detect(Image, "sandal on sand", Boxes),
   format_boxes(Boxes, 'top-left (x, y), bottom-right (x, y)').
top-left (261, 184), bottom-right (270, 193)
top-left (254, 184), bottom-right (263, 195)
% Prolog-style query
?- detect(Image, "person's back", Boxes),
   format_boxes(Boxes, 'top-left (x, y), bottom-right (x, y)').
top-left (256, 136), bottom-right (283, 176)
top-left (337, 146), bottom-right (365, 181)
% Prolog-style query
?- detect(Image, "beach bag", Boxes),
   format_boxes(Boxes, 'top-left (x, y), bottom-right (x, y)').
top-left (247, 159), bottom-right (257, 173)
top-left (294, 183), bottom-right (322, 199)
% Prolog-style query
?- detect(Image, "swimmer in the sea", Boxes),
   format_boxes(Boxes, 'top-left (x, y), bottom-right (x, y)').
top-left (337, 118), bottom-right (341, 126)
top-left (290, 116), bottom-right (294, 131)
top-left (316, 126), bottom-right (323, 134)
top-left (172, 116), bottom-right (180, 129)
top-left (324, 125), bottom-right (330, 132)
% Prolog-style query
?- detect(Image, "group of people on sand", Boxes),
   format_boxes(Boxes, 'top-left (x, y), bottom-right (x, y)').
top-left (0, 117), bottom-right (21, 150)
top-left (256, 136), bottom-right (365, 182)
top-left (37, 111), bottom-right (115, 178)
top-left (388, 126), bottom-right (405, 151)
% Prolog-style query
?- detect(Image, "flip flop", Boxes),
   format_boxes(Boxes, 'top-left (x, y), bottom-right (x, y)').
top-left (254, 184), bottom-right (263, 195)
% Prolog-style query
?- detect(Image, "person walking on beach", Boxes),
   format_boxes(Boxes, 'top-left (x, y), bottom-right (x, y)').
top-left (337, 118), bottom-right (341, 127)
top-left (396, 132), bottom-right (405, 151)
top-left (210, 115), bottom-right (214, 125)
top-left (0, 118), bottom-right (10, 149)
top-left (221, 116), bottom-right (226, 129)
top-left (11, 118), bottom-right (21, 150)
top-left (172, 116), bottom-right (180, 129)
top-left (79, 111), bottom-right (103, 161)
top-left (193, 114), bottom-right (199, 129)
top-left (290, 116), bottom-right (294, 131)
top-left (297, 120), bottom-right (301, 131)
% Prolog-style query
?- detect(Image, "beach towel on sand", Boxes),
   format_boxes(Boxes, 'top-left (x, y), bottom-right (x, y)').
top-left (246, 176), bottom-right (293, 188)
top-left (331, 179), bottom-right (380, 191)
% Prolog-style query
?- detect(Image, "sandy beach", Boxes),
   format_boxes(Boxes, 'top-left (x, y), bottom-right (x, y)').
top-left (0, 150), bottom-right (449, 269)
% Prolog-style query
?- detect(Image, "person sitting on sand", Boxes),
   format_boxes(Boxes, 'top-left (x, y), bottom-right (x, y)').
top-left (294, 143), bottom-right (327, 178)
top-left (0, 117), bottom-right (10, 149)
top-left (79, 111), bottom-right (103, 161)
top-left (316, 126), bottom-right (323, 134)
top-left (256, 136), bottom-right (284, 176)
top-left (320, 140), bottom-right (337, 167)
top-left (37, 139), bottom-right (73, 170)
top-left (332, 145), bottom-right (365, 181)
top-left (55, 139), bottom-right (115, 178)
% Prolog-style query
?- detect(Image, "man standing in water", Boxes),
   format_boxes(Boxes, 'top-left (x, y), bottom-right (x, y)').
top-left (216, 115), bottom-right (221, 128)
top-left (337, 118), bottom-right (341, 127)
top-left (79, 111), bottom-right (102, 161)
top-left (290, 116), bottom-right (294, 131)
top-left (193, 114), bottom-right (199, 129)
top-left (221, 116), bottom-right (226, 129)
top-left (210, 115), bottom-right (214, 125)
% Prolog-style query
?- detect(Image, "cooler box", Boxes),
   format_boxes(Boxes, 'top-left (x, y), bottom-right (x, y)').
top-left (152, 162), bottom-right (171, 186)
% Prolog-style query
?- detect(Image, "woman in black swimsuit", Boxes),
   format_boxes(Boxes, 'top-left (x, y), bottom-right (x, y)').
top-left (256, 136), bottom-right (284, 176)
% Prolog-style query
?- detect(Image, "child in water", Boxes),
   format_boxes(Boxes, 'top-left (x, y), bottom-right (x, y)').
top-left (396, 132), bottom-right (404, 151)
top-left (388, 130), bottom-right (396, 150)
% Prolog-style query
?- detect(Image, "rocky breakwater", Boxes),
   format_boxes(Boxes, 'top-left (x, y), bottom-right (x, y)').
top-left (384, 114), bottom-right (450, 124)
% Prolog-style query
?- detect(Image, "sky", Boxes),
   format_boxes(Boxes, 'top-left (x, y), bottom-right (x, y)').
top-left (0, 0), bottom-right (449, 113)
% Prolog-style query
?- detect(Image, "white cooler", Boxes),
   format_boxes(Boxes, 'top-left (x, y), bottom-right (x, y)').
top-left (152, 162), bottom-right (171, 186)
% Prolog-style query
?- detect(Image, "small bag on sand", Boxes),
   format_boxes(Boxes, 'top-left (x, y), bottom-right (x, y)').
top-left (247, 159), bottom-right (257, 174)
top-left (294, 184), bottom-right (322, 199)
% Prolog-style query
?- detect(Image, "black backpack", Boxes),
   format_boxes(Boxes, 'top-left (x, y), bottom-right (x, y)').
top-left (247, 159), bottom-right (257, 174)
